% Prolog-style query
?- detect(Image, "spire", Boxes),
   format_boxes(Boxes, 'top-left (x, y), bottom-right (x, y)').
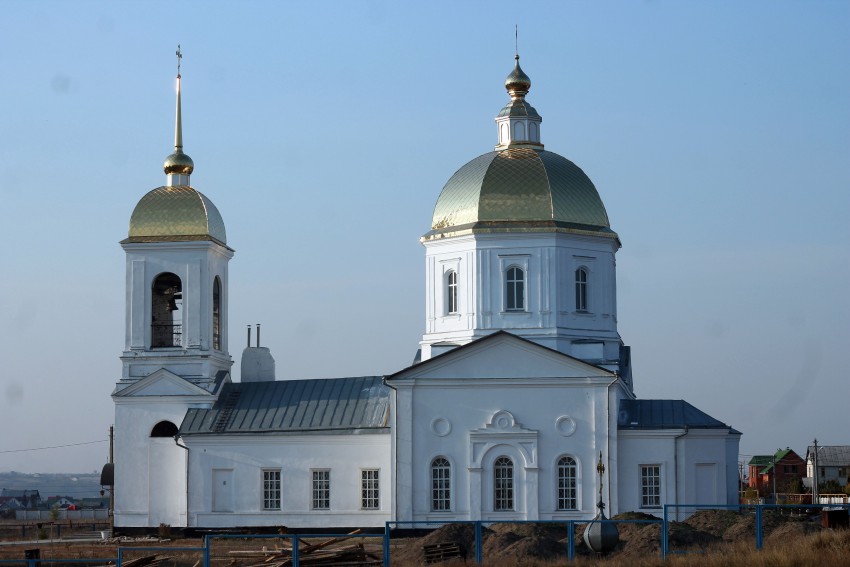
top-left (495, 50), bottom-right (543, 151)
top-left (164, 45), bottom-right (194, 186)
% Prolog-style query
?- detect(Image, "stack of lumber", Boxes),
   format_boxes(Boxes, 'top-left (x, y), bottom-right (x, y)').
top-left (119, 554), bottom-right (177, 567)
top-left (227, 530), bottom-right (381, 567)
top-left (422, 542), bottom-right (463, 564)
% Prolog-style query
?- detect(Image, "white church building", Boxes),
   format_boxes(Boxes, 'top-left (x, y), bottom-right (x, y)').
top-left (111, 54), bottom-right (741, 531)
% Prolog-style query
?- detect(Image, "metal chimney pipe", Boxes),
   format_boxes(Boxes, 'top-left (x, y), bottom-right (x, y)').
top-left (257, 324), bottom-right (261, 347)
top-left (247, 325), bottom-right (251, 348)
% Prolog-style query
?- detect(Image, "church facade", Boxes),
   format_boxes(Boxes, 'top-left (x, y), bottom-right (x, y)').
top-left (111, 55), bottom-right (740, 530)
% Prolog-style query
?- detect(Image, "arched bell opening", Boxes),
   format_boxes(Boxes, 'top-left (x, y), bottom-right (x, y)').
top-left (151, 272), bottom-right (183, 348)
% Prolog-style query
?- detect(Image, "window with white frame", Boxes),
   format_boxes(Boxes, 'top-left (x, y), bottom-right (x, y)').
top-left (361, 469), bottom-right (380, 510)
top-left (263, 469), bottom-right (281, 510)
top-left (575, 268), bottom-right (588, 311)
top-left (557, 456), bottom-right (578, 510)
top-left (312, 469), bottom-right (330, 510)
top-left (505, 267), bottom-right (525, 311)
top-left (446, 271), bottom-right (458, 314)
top-left (640, 465), bottom-right (661, 508)
top-left (431, 457), bottom-right (451, 511)
top-left (494, 456), bottom-right (514, 511)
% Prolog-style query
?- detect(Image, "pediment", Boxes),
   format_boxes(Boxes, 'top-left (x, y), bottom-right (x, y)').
top-left (114, 369), bottom-right (214, 397)
top-left (391, 332), bottom-right (615, 381)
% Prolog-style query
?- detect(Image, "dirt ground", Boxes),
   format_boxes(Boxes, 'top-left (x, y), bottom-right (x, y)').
top-left (0, 510), bottom-right (834, 566)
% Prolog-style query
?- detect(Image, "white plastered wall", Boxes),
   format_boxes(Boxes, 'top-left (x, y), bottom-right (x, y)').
top-left (184, 433), bottom-right (392, 528)
top-left (421, 232), bottom-right (620, 361)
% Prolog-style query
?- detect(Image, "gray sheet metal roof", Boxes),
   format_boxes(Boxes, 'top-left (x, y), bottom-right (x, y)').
top-left (807, 446), bottom-right (850, 466)
top-left (179, 376), bottom-right (389, 436)
top-left (618, 399), bottom-right (732, 430)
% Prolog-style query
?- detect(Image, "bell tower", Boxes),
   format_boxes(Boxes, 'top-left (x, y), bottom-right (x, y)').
top-left (116, 49), bottom-right (234, 392)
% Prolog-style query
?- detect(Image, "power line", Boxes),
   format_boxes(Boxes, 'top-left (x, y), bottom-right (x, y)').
top-left (0, 440), bottom-right (107, 454)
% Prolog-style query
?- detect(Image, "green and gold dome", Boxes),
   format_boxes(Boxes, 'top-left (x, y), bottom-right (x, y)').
top-left (123, 67), bottom-right (227, 247)
top-left (126, 185), bottom-right (227, 245)
top-left (424, 57), bottom-right (617, 243)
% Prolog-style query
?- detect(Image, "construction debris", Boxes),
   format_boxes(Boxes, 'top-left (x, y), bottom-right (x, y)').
top-left (225, 530), bottom-right (380, 567)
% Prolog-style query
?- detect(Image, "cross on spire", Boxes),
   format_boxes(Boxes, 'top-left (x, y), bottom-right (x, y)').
top-left (176, 44), bottom-right (182, 78)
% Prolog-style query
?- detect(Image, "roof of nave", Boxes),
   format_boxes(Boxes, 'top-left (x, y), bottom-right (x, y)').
top-left (618, 399), bottom-right (738, 432)
top-left (179, 376), bottom-right (389, 436)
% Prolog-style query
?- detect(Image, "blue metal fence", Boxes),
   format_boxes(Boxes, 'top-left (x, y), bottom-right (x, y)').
top-left (4, 507), bottom-right (846, 567)
top-left (661, 503), bottom-right (850, 560)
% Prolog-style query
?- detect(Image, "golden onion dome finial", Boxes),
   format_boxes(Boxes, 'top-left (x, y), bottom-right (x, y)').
top-left (505, 54), bottom-right (531, 99)
top-left (164, 44), bottom-right (194, 179)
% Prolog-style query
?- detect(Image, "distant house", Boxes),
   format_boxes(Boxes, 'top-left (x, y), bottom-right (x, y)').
top-left (0, 489), bottom-right (41, 509)
top-left (76, 497), bottom-right (108, 510)
top-left (0, 497), bottom-right (23, 511)
top-left (806, 445), bottom-right (850, 489)
top-left (45, 496), bottom-right (76, 509)
top-left (748, 449), bottom-right (805, 497)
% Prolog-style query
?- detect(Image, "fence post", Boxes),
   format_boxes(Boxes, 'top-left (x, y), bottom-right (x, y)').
top-left (203, 535), bottom-right (210, 567)
top-left (567, 521), bottom-right (575, 562)
top-left (383, 522), bottom-right (390, 567)
top-left (117, 546), bottom-right (123, 567)
top-left (474, 521), bottom-right (482, 565)
top-left (662, 505), bottom-right (669, 560)
top-left (755, 505), bottom-right (763, 550)
top-left (291, 534), bottom-right (299, 567)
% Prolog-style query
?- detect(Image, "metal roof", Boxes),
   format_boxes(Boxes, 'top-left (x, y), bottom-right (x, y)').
top-left (426, 149), bottom-right (616, 240)
top-left (749, 455), bottom-right (773, 467)
top-left (179, 376), bottom-right (389, 436)
top-left (617, 399), bottom-right (732, 430)
top-left (124, 185), bottom-right (227, 245)
top-left (807, 446), bottom-right (850, 466)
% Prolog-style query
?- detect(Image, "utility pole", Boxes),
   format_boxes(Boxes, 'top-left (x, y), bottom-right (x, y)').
top-left (772, 452), bottom-right (777, 504)
top-left (812, 438), bottom-right (819, 505)
top-left (108, 425), bottom-right (114, 530)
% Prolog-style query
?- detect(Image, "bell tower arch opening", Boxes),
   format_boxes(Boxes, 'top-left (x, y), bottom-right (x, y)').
top-left (213, 276), bottom-right (222, 351)
top-left (151, 272), bottom-right (182, 348)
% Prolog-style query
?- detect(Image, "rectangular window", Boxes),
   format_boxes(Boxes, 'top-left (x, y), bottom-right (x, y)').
top-left (361, 469), bottom-right (380, 510)
top-left (640, 465), bottom-right (661, 508)
top-left (263, 469), bottom-right (281, 510)
top-left (505, 267), bottom-right (525, 311)
top-left (312, 470), bottom-right (330, 510)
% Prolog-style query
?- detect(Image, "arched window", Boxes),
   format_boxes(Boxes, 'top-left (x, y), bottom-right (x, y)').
top-left (152, 273), bottom-right (182, 348)
top-left (500, 123), bottom-right (509, 144)
top-left (506, 267), bottom-right (525, 311)
top-left (557, 456), bottom-right (578, 510)
top-left (446, 271), bottom-right (458, 314)
top-left (494, 456), bottom-right (514, 511)
top-left (513, 121), bottom-right (526, 140)
top-left (213, 277), bottom-right (222, 351)
top-left (431, 457), bottom-right (451, 511)
top-left (150, 421), bottom-right (178, 438)
top-left (575, 268), bottom-right (588, 312)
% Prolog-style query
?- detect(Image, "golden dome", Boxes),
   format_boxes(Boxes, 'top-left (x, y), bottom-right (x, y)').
top-left (505, 55), bottom-right (531, 97)
top-left (425, 148), bottom-right (616, 242)
top-left (124, 185), bottom-right (227, 245)
top-left (164, 149), bottom-right (194, 175)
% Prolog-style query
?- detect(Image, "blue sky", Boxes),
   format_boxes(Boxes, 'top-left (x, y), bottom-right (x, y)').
top-left (0, 1), bottom-right (847, 474)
